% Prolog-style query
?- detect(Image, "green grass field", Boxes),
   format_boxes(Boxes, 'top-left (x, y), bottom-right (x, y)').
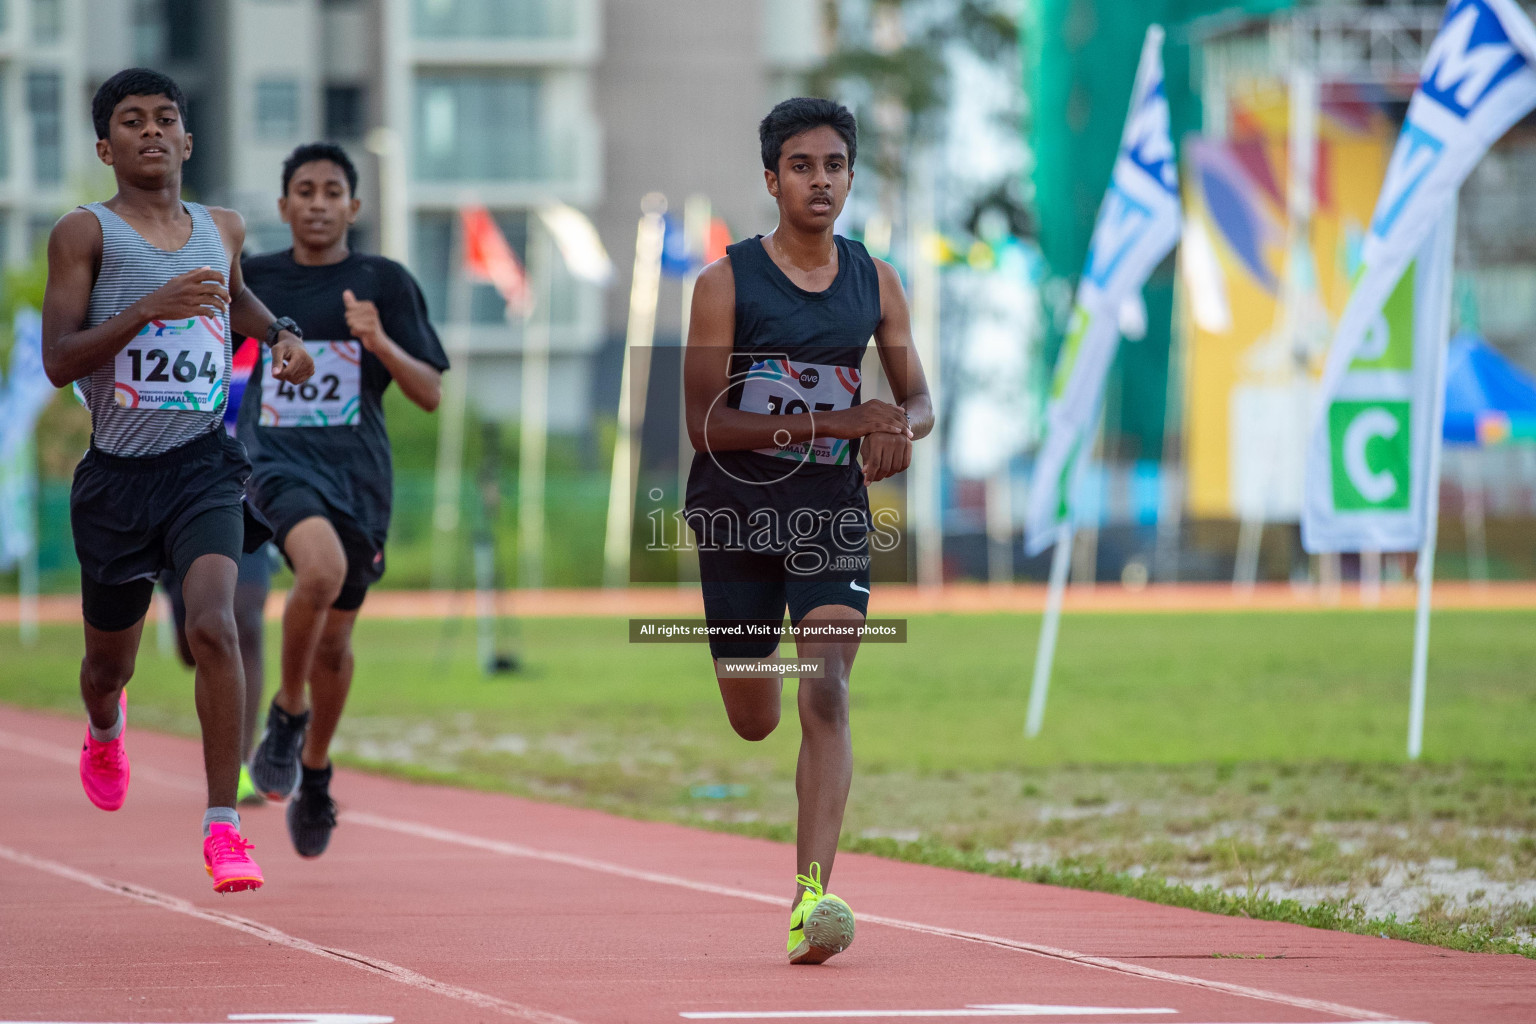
top-left (3, 608), bottom-right (1534, 955)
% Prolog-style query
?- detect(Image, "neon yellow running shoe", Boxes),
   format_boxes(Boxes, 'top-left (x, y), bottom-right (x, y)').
top-left (787, 862), bottom-right (855, 965)
top-left (237, 764), bottom-right (266, 807)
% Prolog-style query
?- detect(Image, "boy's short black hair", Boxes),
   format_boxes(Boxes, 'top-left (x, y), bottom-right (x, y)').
top-left (759, 97), bottom-right (858, 173)
top-left (92, 68), bottom-right (188, 141)
top-left (281, 142), bottom-right (359, 196)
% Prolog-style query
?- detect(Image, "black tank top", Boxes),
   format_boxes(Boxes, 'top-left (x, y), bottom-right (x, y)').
top-left (685, 234), bottom-right (881, 543)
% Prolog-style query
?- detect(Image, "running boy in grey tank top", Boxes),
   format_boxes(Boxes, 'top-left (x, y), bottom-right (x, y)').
top-left (41, 68), bottom-right (314, 893)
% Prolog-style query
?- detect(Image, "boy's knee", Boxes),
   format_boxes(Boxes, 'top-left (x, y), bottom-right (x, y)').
top-left (292, 561), bottom-right (345, 608)
top-left (802, 675), bottom-right (849, 727)
top-left (718, 683), bottom-right (780, 741)
top-left (728, 711), bottom-right (779, 742)
top-left (184, 607), bottom-right (239, 659)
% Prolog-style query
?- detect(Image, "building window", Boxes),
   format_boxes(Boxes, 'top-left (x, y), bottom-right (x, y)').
top-left (414, 75), bottom-right (540, 182)
top-left (256, 79), bottom-right (300, 140)
top-left (324, 85), bottom-right (365, 139)
top-left (413, 0), bottom-right (567, 39)
top-left (31, 0), bottom-right (61, 43)
top-left (413, 210), bottom-right (528, 325)
top-left (26, 72), bottom-right (61, 186)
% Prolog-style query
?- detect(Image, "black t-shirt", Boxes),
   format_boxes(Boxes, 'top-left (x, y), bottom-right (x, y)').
top-left (237, 249), bottom-right (449, 547)
top-left (684, 235), bottom-right (881, 552)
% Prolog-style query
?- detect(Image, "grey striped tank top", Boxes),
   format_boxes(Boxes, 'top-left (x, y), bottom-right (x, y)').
top-left (77, 200), bottom-right (232, 457)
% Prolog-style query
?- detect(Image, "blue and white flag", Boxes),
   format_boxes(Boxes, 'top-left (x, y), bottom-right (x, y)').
top-left (1025, 26), bottom-right (1182, 555)
top-left (1303, 0), bottom-right (1536, 552)
top-left (0, 309), bottom-right (55, 570)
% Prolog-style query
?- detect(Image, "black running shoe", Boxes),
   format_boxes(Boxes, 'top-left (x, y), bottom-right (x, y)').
top-left (287, 762), bottom-right (337, 858)
top-left (249, 700), bottom-right (310, 800)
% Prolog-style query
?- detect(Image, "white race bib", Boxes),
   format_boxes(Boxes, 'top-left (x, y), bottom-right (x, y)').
top-left (113, 316), bottom-right (226, 411)
top-left (738, 358), bottom-right (860, 465)
top-left (259, 340), bottom-right (362, 427)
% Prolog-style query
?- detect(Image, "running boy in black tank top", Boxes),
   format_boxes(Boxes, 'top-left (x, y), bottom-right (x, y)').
top-left (42, 69), bottom-right (313, 893)
top-left (683, 98), bottom-right (934, 964)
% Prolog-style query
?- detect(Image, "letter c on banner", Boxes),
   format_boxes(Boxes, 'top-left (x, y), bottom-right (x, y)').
top-left (1344, 407), bottom-right (1402, 505)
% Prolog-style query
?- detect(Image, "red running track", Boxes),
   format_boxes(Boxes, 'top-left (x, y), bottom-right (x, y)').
top-left (0, 702), bottom-right (1531, 1024)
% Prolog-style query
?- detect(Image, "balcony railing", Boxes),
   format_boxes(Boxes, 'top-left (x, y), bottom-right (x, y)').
top-left (1199, 5), bottom-right (1446, 88)
top-left (412, 0), bottom-right (578, 42)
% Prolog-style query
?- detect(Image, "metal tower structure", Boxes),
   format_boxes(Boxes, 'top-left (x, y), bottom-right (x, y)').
top-left (1197, 2), bottom-right (1447, 138)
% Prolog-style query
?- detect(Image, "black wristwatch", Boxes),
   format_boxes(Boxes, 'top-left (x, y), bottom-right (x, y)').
top-left (266, 316), bottom-right (302, 347)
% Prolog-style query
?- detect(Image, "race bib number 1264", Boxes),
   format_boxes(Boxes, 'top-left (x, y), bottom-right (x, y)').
top-left (259, 340), bottom-right (362, 427)
top-left (114, 316), bottom-right (227, 411)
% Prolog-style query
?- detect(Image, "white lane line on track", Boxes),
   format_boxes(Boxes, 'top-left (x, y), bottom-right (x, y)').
top-left (0, 729), bottom-right (1396, 1024)
top-left (347, 813), bottom-right (1396, 1023)
top-left (0, 1016), bottom-right (393, 1024)
top-left (683, 1018), bottom-right (1426, 1024)
top-left (0, 842), bottom-right (581, 1024)
top-left (681, 1007), bottom-right (1177, 1019)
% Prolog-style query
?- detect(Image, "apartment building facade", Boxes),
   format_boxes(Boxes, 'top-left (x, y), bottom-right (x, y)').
top-left (0, 0), bottom-right (92, 267)
top-left (3, 0), bottom-right (823, 432)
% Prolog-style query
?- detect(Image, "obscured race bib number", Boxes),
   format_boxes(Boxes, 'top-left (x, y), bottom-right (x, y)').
top-left (739, 359), bottom-right (860, 465)
top-left (259, 341), bottom-right (362, 427)
top-left (114, 316), bottom-right (226, 411)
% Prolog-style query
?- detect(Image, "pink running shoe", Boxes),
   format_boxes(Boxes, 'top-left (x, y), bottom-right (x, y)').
top-left (79, 692), bottom-right (129, 811)
top-left (203, 822), bottom-right (264, 893)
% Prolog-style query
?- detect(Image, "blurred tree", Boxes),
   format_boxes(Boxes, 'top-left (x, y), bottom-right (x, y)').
top-left (806, 0), bottom-right (1031, 243)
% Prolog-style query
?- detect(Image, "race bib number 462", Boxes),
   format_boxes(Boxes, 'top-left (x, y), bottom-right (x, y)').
top-left (259, 340), bottom-right (362, 427)
top-left (114, 316), bottom-right (227, 411)
top-left (738, 358), bottom-right (860, 464)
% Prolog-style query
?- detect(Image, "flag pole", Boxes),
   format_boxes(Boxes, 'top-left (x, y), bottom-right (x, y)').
top-left (431, 213), bottom-right (475, 593)
top-left (1408, 200), bottom-right (1459, 761)
top-left (603, 194), bottom-right (667, 588)
top-left (677, 195), bottom-right (711, 587)
top-left (1026, 522), bottom-right (1074, 738)
top-left (907, 155), bottom-right (943, 588)
top-left (18, 436), bottom-right (38, 648)
top-left (518, 219), bottom-right (554, 590)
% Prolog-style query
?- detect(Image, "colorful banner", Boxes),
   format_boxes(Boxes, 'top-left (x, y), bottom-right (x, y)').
top-left (1181, 93), bottom-right (1398, 520)
top-left (1025, 25), bottom-right (1182, 555)
top-left (1303, 0), bottom-right (1536, 552)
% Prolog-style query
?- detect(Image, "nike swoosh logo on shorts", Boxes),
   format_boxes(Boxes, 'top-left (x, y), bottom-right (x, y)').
top-left (849, 581), bottom-right (870, 594)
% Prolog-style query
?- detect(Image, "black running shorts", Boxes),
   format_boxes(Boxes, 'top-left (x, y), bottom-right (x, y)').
top-left (694, 522), bottom-right (871, 660)
top-left (257, 476), bottom-right (383, 611)
top-left (71, 429), bottom-right (265, 633)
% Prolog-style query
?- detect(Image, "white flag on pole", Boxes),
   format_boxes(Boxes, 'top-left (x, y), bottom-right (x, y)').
top-left (538, 203), bottom-right (614, 285)
top-left (1303, 0), bottom-right (1536, 552)
top-left (1024, 26), bottom-right (1182, 556)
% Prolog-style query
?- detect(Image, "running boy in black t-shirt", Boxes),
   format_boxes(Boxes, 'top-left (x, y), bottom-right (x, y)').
top-left (683, 98), bottom-right (933, 963)
top-left (241, 144), bottom-right (449, 856)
